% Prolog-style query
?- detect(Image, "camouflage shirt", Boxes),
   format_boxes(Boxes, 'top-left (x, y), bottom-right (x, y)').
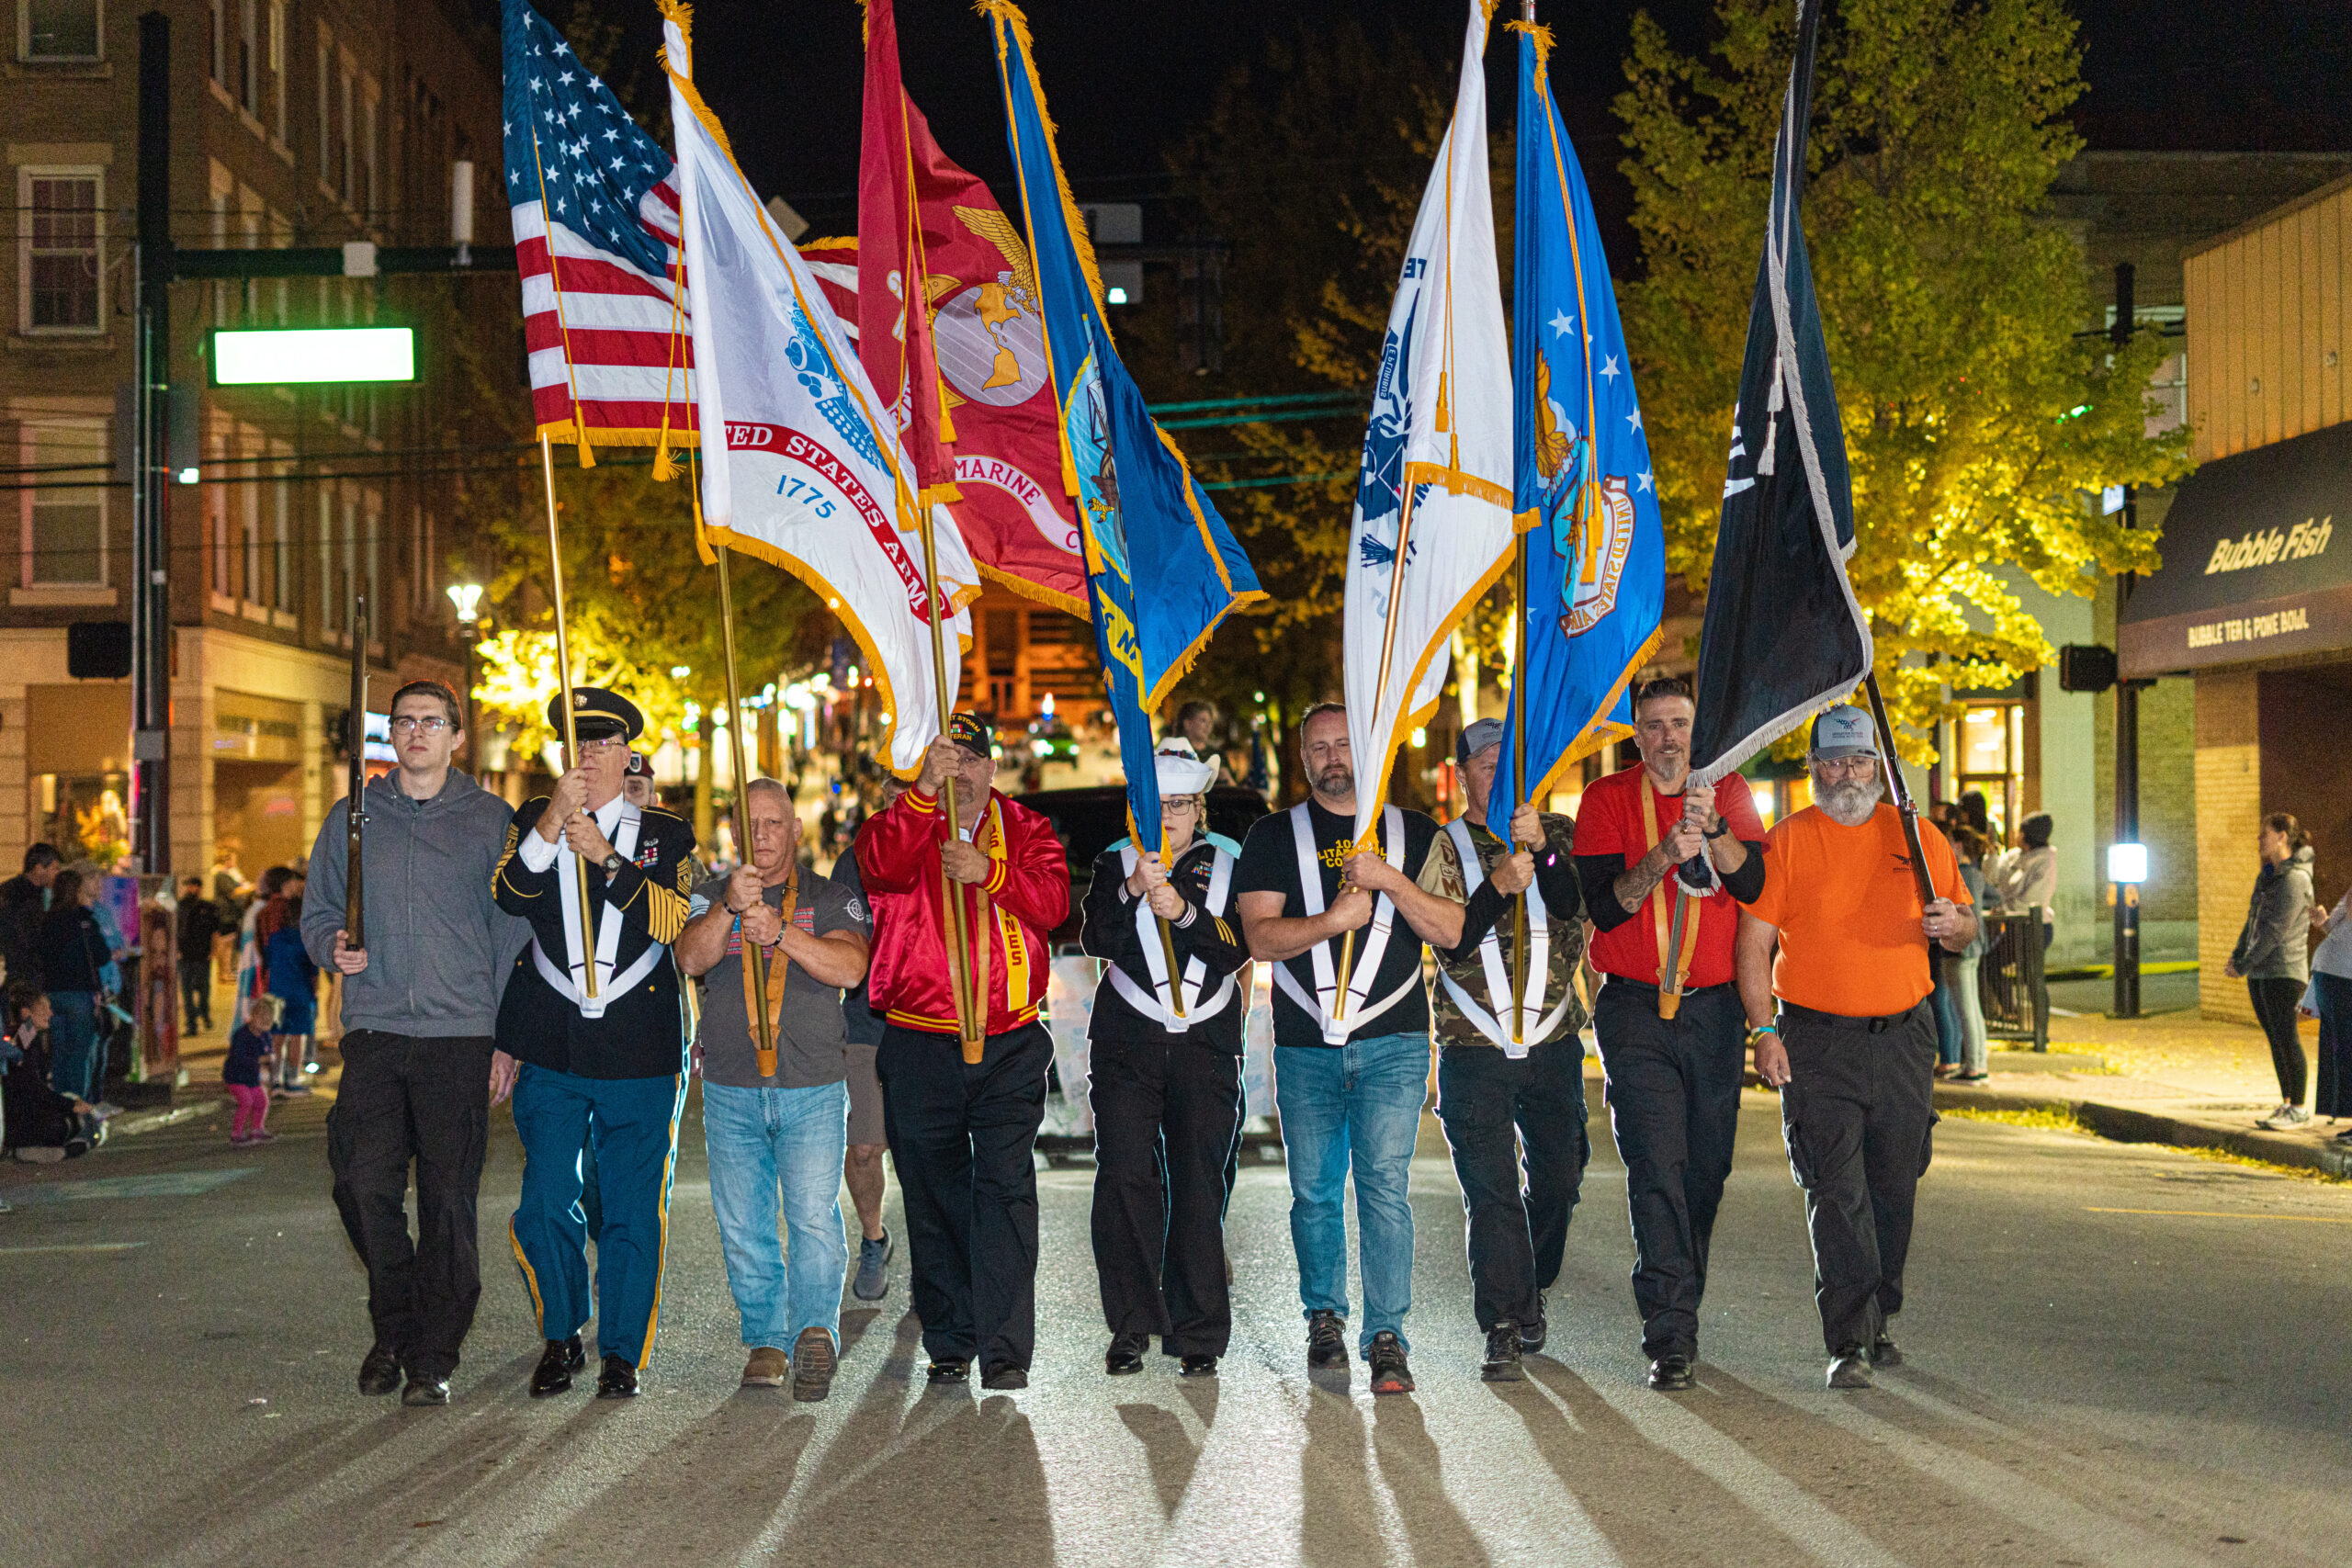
top-left (1426, 813), bottom-right (1588, 1050)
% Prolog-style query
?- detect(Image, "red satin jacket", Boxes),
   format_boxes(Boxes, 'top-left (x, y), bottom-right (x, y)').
top-left (854, 784), bottom-right (1070, 1037)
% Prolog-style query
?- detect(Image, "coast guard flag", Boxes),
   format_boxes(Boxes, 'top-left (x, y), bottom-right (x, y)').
top-left (1488, 20), bottom-right (1667, 827)
top-left (500, 0), bottom-right (694, 459)
top-left (1342, 0), bottom-right (1515, 847)
top-left (986, 0), bottom-right (1264, 849)
top-left (1687, 0), bottom-right (1871, 787)
top-left (662, 4), bottom-right (977, 775)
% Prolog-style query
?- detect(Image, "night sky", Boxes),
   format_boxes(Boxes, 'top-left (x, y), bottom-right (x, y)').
top-left (560, 0), bottom-right (2347, 269)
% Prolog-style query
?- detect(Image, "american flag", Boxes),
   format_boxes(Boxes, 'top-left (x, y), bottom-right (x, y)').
top-left (500, 0), bottom-right (694, 449)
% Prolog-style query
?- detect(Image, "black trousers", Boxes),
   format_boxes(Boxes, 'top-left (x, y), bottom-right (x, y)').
top-left (325, 1031), bottom-right (496, 1380)
top-left (877, 1021), bottom-right (1052, 1370)
top-left (1592, 979), bottom-right (1746, 1359)
top-left (178, 958), bottom-right (212, 1032)
top-left (1777, 1001), bottom-right (1938, 1356)
top-left (2248, 976), bottom-right (2308, 1104)
top-left (1089, 1033), bottom-right (1242, 1356)
top-left (1433, 1038), bottom-right (1589, 1334)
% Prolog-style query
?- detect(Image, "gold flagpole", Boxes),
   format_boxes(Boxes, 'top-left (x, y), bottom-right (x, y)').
top-left (1334, 484), bottom-right (1423, 1026)
top-left (1508, 531), bottom-right (1532, 1044)
top-left (714, 544), bottom-right (775, 1075)
top-left (913, 504), bottom-right (982, 1061)
top-left (538, 431), bottom-right (598, 999)
top-left (1156, 815), bottom-right (1186, 1023)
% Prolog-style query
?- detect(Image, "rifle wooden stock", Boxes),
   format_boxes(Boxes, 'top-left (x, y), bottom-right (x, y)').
top-left (345, 595), bottom-right (369, 950)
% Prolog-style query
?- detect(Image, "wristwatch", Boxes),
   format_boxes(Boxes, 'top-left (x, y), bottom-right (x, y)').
top-left (1702, 819), bottom-right (1729, 840)
top-left (601, 851), bottom-right (627, 876)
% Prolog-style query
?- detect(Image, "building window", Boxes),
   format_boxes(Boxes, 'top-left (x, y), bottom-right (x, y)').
top-left (237, 0), bottom-right (257, 112)
top-left (19, 169), bottom-right (103, 333)
top-left (361, 80), bottom-right (378, 218)
top-left (21, 421), bottom-right (107, 585)
top-left (1956, 701), bottom-right (2025, 843)
top-left (315, 35), bottom-right (330, 183)
top-left (338, 62), bottom-right (355, 205)
top-left (266, 0), bottom-right (285, 140)
top-left (23, 0), bottom-right (101, 61)
top-left (364, 500), bottom-right (379, 626)
top-left (208, 0), bottom-right (222, 82)
top-left (271, 457), bottom-right (291, 611)
top-left (208, 434), bottom-right (229, 595)
top-left (240, 455), bottom-right (261, 602)
top-left (318, 489), bottom-right (335, 630)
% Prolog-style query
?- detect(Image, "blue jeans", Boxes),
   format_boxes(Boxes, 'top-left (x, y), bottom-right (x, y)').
top-left (1273, 1032), bottom-right (1430, 1353)
top-left (47, 992), bottom-right (98, 1100)
top-left (703, 1080), bottom-right (850, 1351)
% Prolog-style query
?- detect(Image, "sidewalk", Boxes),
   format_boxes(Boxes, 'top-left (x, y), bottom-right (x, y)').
top-left (1937, 1003), bottom-right (2348, 1179)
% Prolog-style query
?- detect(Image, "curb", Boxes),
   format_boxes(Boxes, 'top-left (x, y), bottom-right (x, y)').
top-left (1935, 1084), bottom-right (2352, 1179)
top-left (111, 1100), bottom-right (221, 1137)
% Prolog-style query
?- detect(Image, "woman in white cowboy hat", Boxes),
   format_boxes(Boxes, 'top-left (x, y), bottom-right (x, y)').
top-left (1080, 742), bottom-right (1250, 1379)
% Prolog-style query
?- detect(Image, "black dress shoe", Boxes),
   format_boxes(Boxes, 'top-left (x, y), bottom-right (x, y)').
top-left (401, 1376), bottom-right (450, 1406)
top-left (1519, 1296), bottom-right (1548, 1354)
top-left (594, 1353), bottom-right (639, 1399)
top-left (1870, 1333), bottom-right (1903, 1368)
top-left (357, 1344), bottom-right (403, 1397)
top-left (1482, 1320), bottom-right (1525, 1382)
top-left (925, 1357), bottom-right (970, 1383)
top-left (1179, 1354), bottom-right (1218, 1378)
top-left (980, 1362), bottom-right (1029, 1391)
top-left (1105, 1333), bottom-right (1149, 1375)
top-left (530, 1337), bottom-right (582, 1398)
top-left (1647, 1354), bottom-right (1695, 1392)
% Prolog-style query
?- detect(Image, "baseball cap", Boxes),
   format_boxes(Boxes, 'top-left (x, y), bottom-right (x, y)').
top-left (945, 711), bottom-right (995, 761)
top-left (1455, 717), bottom-right (1504, 764)
top-left (1808, 705), bottom-right (1880, 761)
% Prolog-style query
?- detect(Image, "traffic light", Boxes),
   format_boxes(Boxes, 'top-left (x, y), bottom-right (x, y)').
top-left (2057, 644), bottom-right (2118, 694)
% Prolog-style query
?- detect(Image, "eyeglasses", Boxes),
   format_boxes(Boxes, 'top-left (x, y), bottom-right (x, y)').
top-left (576, 737), bottom-right (629, 757)
top-left (1160, 799), bottom-right (1200, 818)
top-left (389, 715), bottom-right (452, 735)
top-left (1813, 755), bottom-right (1879, 778)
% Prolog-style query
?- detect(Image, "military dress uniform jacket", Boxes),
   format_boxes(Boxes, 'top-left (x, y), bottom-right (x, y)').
top-left (1080, 840), bottom-right (1250, 1051)
top-left (492, 794), bottom-right (697, 1078)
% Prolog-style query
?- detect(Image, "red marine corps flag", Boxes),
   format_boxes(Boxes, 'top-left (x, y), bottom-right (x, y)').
top-left (802, 4), bottom-right (1087, 616)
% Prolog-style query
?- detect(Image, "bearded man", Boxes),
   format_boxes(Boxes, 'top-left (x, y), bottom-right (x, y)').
top-left (1736, 706), bottom-right (1977, 1390)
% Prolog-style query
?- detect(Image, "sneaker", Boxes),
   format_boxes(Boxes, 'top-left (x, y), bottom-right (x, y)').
top-left (229, 1132), bottom-right (253, 1146)
top-left (1306, 1309), bottom-right (1349, 1371)
top-left (1366, 1331), bottom-right (1415, 1395)
top-left (791, 1327), bottom-right (836, 1402)
top-left (853, 1229), bottom-right (893, 1302)
top-left (741, 1347), bottom-right (787, 1388)
top-left (1827, 1348), bottom-right (1873, 1389)
top-left (1953, 1072), bottom-right (1989, 1084)
top-left (1519, 1293), bottom-right (1547, 1354)
top-left (357, 1344), bottom-right (404, 1397)
top-left (1647, 1354), bottom-right (1696, 1392)
top-left (1870, 1333), bottom-right (1904, 1368)
top-left (281, 1083), bottom-right (312, 1098)
top-left (2257, 1105), bottom-right (2312, 1130)
top-left (1481, 1320), bottom-right (1524, 1382)
top-left (247, 1130), bottom-right (277, 1144)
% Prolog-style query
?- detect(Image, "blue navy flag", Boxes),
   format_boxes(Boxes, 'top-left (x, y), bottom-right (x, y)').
top-left (986, 0), bottom-right (1264, 855)
top-left (1686, 0), bottom-right (1871, 787)
top-left (1488, 20), bottom-right (1666, 828)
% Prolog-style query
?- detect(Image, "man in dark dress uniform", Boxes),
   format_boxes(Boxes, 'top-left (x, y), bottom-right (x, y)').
top-left (492, 687), bottom-right (697, 1400)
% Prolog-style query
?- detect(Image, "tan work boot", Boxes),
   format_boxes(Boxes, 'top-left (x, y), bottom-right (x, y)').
top-left (741, 1346), bottom-right (788, 1387)
top-left (792, 1326), bottom-right (836, 1402)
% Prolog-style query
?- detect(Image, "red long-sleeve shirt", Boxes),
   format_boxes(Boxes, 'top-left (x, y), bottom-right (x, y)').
top-left (854, 784), bottom-right (1070, 1036)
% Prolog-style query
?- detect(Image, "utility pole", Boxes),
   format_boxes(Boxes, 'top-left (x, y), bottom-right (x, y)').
top-left (2111, 261), bottom-right (2142, 1021)
top-left (131, 10), bottom-right (173, 875)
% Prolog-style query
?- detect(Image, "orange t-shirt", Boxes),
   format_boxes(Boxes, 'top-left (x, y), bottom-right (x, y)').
top-left (1746, 804), bottom-right (1971, 1018)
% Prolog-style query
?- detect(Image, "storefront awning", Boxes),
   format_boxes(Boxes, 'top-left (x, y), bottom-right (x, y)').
top-left (2119, 419), bottom-right (2352, 677)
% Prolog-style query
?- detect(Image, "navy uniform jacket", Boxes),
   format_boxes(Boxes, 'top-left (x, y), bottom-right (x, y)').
top-left (492, 794), bottom-right (696, 1079)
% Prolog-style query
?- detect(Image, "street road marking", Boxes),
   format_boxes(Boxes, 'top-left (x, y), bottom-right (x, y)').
top-left (2087, 1206), bottom-right (2352, 1222)
top-left (0, 1168), bottom-right (258, 1204)
top-left (0, 1243), bottom-right (149, 1254)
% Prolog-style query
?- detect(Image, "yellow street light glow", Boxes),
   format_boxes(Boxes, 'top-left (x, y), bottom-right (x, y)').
top-left (212, 327), bottom-right (416, 385)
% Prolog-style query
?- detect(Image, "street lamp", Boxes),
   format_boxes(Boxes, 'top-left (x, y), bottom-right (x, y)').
top-left (447, 582), bottom-right (484, 763)
top-left (2109, 841), bottom-right (2147, 1019)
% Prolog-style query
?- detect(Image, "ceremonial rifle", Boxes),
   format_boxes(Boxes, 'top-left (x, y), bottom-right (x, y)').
top-left (345, 594), bottom-right (369, 950)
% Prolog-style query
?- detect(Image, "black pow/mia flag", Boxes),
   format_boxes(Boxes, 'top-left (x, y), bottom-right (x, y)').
top-left (1687, 0), bottom-right (1872, 787)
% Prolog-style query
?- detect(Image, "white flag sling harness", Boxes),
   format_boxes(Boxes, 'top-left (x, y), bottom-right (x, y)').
top-left (1276, 803), bottom-right (1415, 1045)
top-left (1106, 845), bottom-right (1238, 1032)
top-left (1437, 818), bottom-right (1569, 1057)
top-left (533, 800), bottom-right (664, 1019)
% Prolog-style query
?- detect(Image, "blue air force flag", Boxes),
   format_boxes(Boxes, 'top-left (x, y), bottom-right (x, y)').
top-left (987, 1), bottom-right (1264, 848)
top-left (1687, 0), bottom-right (1871, 786)
top-left (1488, 21), bottom-right (1668, 828)
top-left (1341, 0), bottom-right (1516, 847)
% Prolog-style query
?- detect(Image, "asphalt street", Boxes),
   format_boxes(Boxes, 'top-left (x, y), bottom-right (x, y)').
top-left (3, 1083), bottom-right (2347, 1568)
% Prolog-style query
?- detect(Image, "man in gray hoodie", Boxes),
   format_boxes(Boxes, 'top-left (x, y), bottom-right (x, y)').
top-left (304, 679), bottom-right (521, 1405)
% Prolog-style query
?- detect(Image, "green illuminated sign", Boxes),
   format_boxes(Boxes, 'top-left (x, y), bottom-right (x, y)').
top-left (211, 327), bottom-right (416, 386)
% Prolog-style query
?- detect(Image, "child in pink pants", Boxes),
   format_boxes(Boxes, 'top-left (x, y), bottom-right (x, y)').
top-left (224, 998), bottom-right (276, 1144)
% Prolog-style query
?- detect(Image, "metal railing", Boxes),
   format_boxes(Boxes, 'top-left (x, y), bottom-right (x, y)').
top-left (1977, 911), bottom-right (2050, 1052)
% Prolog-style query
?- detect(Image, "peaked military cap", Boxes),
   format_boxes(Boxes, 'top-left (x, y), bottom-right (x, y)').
top-left (547, 685), bottom-right (644, 744)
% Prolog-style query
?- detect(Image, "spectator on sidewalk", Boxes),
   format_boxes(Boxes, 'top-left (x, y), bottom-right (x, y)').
top-left (38, 868), bottom-right (108, 1103)
top-left (224, 997), bottom-right (277, 1145)
top-left (2302, 886), bottom-right (2352, 1146)
top-left (2227, 812), bottom-right (2314, 1130)
top-left (257, 872), bottom-right (320, 1094)
top-left (1996, 814), bottom-right (2058, 953)
top-left (3, 982), bottom-right (99, 1162)
top-left (0, 844), bottom-right (61, 991)
top-left (176, 877), bottom-right (221, 1036)
top-left (1949, 828), bottom-right (1994, 1082)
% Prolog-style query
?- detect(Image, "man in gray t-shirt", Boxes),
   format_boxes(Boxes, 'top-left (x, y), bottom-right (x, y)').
top-left (676, 779), bottom-right (870, 1401)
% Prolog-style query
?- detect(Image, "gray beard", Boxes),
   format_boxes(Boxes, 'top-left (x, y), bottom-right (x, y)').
top-left (1312, 766), bottom-right (1355, 802)
top-left (1815, 776), bottom-right (1883, 826)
